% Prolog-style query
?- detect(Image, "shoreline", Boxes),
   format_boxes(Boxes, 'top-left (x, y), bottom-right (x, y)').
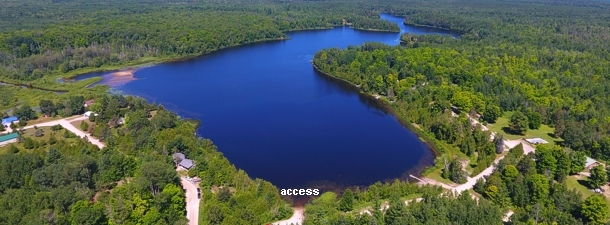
top-left (402, 22), bottom-right (466, 35)
top-left (351, 26), bottom-right (401, 33)
top-left (311, 63), bottom-right (441, 158)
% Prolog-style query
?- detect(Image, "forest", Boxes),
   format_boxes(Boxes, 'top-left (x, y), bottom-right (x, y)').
top-left (2, 0), bottom-right (610, 224)
top-left (311, 0), bottom-right (610, 223)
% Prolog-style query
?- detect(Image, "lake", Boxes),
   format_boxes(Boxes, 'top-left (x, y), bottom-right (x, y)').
top-left (76, 14), bottom-right (460, 189)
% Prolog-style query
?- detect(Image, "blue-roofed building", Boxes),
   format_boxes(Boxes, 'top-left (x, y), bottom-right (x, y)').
top-left (1, 117), bottom-right (19, 127)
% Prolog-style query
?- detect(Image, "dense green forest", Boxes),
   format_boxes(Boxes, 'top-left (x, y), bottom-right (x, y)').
top-left (0, 0), bottom-right (399, 84)
top-left (311, 0), bottom-right (610, 223)
top-left (3, 0), bottom-right (610, 224)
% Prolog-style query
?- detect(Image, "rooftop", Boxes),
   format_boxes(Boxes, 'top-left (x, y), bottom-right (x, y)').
top-left (585, 157), bottom-right (600, 167)
top-left (0, 133), bottom-right (18, 142)
top-left (525, 138), bottom-right (549, 144)
top-left (1, 117), bottom-right (18, 124)
top-left (179, 159), bottom-right (194, 169)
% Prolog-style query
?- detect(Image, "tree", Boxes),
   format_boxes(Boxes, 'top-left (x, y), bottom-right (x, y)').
top-left (0, 124), bottom-right (4, 132)
top-left (502, 165), bottom-right (519, 181)
top-left (39, 99), bottom-right (55, 116)
top-left (69, 200), bottom-right (107, 225)
top-left (509, 111), bottom-right (528, 135)
top-left (588, 165), bottom-right (607, 189)
top-left (80, 121), bottom-right (89, 131)
top-left (494, 134), bottom-right (504, 154)
top-left (14, 104), bottom-right (36, 121)
top-left (338, 189), bottom-right (354, 212)
top-left (569, 151), bottom-right (587, 174)
top-left (384, 195), bottom-right (407, 225)
top-left (137, 161), bottom-right (179, 196)
top-left (482, 104), bottom-right (502, 123)
top-left (9, 122), bottom-right (16, 130)
top-left (535, 145), bottom-right (557, 177)
top-left (526, 110), bottom-right (542, 129)
top-left (530, 174), bottom-right (550, 203)
top-left (581, 195), bottom-right (609, 224)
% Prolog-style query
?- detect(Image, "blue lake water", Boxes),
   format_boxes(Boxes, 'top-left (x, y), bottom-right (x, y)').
top-left (77, 14), bottom-right (460, 189)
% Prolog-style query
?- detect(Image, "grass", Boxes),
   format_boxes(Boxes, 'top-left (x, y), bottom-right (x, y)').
top-left (0, 126), bottom-right (79, 153)
top-left (486, 111), bottom-right (562, 146)
top-left (565, 176), bottom-right (610, 206)
top-left (71, 119), bottom-right (95, 133)
top-left (25, 116), bottom-right (60, 126)
top-left (425, 168), bottom-right (456, 186)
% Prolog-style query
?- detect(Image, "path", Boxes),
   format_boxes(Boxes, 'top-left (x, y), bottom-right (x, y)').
top-left (22, 115), bottom-right (105, 149)
top-left (273, 207), bottom-right (304, 225)
top-left (180, 176), bottom-right (200, 225)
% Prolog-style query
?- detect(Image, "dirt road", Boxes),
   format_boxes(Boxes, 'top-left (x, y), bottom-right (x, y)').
top-left (273, 207), bottom-right (304, 225)
top-left (22, 116), bottom-right (105, 149)
top-left (180, 177), bottom-right (200, 225)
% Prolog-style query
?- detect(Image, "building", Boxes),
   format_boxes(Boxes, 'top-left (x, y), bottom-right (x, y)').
top-left (0, 133), bottom-right (18, 147)
top-left (1, 117), bottom-right (19, 127)
top-left (84, 111), bottom-right (99, 117)
top-left (525, 138), bottom-right (549, 145)
top-left (84, 100), bottom-right (95, 107)
top-left (585, 157), bottom-right (602, 170)
top-left (172, 152), bottom-right (194, 170)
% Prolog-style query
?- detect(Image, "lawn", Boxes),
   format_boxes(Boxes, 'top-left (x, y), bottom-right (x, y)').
top-left (426, 168), bottom-right (456, 186)
top-left (0, 126), bottom-right (79, 153)
top-left (71, 119), bottom-right (95, 132)
top-left (486, 111), bottom-right (562, 146)
top-left (565, 175), bottom-right (610, 205)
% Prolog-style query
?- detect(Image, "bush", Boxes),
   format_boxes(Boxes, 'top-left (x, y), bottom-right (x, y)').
top-left (23, 137), bottom-right (35, 149)
top-left (80, 121), bottom-right (89, 131)
top-left (51, 124), bottom-right (63, 131)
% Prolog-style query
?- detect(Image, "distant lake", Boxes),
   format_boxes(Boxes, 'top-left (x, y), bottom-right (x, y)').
top-left (75, 14), bottom-right (460, 189)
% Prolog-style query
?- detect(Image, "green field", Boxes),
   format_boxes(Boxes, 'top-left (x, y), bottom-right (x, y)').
top-left (0, 126), bottom-right (79, 153)
top-left (565, 176), bottom-right (610, 205)
top-left (486, 112), bottom-right (562, 146)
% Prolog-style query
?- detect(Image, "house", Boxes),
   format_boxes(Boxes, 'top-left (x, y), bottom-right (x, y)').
top-left (0, 133), bottom-right (18, 147)
top-left (84, 111), bottom-right (99, 117)
top-left (585, 157), bottom-right (602, 170)
top-left (179, 159), bottom-right (194, 169)
top-left (172, 152), bottom-right (194, 170)
top-left (525, 138), bottom-right (549, 145)
top-left (1, 117), bottom-right (19, 127)
top-left (84, 100), bottom-right (95, 107)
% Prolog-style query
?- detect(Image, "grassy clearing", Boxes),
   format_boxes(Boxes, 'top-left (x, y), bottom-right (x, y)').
top-left (425, 168), bottom-right (456, 185)
top-left (71, 119), bottom-right (95, 132)
top-left (0, 126), bottom-right (79, 153)
top-left (350, 194), bottom-right (423, 214)
top-left (565, 176), bottom-right (610, 206)
top-left (486, 111), bottom-right (561, 146)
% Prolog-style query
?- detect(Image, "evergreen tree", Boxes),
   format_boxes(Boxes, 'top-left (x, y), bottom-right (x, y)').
top-left (494, 134), bottom-right (504, 154)
top-left (338, 189), bottom-right (354, 212)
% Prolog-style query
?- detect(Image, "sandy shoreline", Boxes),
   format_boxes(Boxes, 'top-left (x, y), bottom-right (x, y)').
top-left (110, 69), bottom-right (136, 76)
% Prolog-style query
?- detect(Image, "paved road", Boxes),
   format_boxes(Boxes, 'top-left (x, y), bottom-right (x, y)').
top-left (180, 177), bottom-right (200, 225)
top-left (22, 116), bottom-right (105, 149)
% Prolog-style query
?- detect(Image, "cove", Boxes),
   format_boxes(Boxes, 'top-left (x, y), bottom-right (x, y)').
top-left (76, 14), bottom-right (460, 189)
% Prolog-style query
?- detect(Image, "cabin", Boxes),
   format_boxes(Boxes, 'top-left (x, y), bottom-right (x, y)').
top-left (1, 117), bottom-right (19, 128)
top-left (0, 133), bottom-right (18, 147)
top-left (172, 152), bottom-right (194, 170)
top-left (586, 157), bottom-right (602, 170)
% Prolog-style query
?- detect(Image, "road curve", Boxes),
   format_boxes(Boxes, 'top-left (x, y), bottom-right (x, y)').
top-left (273, 207), bottom-right (304, 225)
top-left (22, 116), bottom-right (105, 149)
